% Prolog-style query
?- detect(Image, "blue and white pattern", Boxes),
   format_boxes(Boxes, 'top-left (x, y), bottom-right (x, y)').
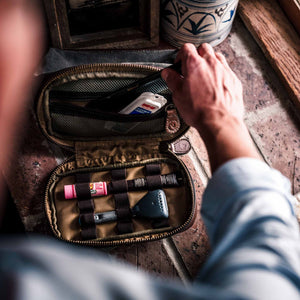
top-left (161, 0), bottom-right (239, 48)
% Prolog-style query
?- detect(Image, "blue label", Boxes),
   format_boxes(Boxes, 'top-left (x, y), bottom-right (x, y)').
top-left (129, 107), bottom-right (152, 115)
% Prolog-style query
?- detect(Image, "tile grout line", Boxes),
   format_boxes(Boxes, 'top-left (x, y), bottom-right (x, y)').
top-left (247, 128), bottom-right (270, 165)
top-left (162, 237), bottom-right (192, 285)
top-left (161, 144), bottom-right (211, 284)
top-left (187, 147), bottom-right (211, 187)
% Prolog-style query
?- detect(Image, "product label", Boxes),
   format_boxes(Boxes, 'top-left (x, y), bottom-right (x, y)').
top-left (90, 182), bottom-right (107, 196)
top-left (129, 106), bottom-right (152, 115)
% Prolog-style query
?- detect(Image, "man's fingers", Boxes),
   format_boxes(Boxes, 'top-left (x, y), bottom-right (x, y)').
top-left (161, 68), bottom-right (183, 94)
top-left (198, 43), bottom-right (215, 59)
top-left (175, 43), bottom-right (203, 75)
top-left (175, 43), bottom-right (198, 62)
top-left (215, 52), bottom-right (230, 68)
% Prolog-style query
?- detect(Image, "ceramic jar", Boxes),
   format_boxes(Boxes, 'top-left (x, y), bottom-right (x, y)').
top-left (161, 0), bottom-right (239, 48)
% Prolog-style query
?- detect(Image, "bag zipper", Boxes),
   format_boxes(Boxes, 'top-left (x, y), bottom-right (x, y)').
top-left (39, 63), bottom-right (166, 97)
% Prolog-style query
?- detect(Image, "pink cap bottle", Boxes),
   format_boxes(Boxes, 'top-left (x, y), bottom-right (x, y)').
top-left (64, 181), bottom-right (107, 199)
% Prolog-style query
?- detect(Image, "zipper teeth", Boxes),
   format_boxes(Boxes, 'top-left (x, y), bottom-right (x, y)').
top-left (45, 156), bottom-right (195, 247)
top-left (43, 63), bottom-right (163, 87)
top-left (44, 156), bottom-right (75, 237)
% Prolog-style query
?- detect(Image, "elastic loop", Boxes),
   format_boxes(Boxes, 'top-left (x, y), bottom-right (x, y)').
top-left (79, 213), bottom-right (95, 226)
top-left (116, 207), bottom-right (132, 220)
top-left (110, 179), bottom-right (128, 194)
top-left (111, 168), bottom-right (126, 180)
top-left (75, 174), bottom-right (96, 240)
top-left (113, 192), bottom-right (133, 234)
top-left (145, 164), bottom-right (161, 176)
top-left (81, 227), bottom-right (97, 240)
top-left (75, 182), bottom-right (91, 200)
top-left (77, 199), bottom-right (95, 212)
top-left (146, 175), bottom-right (162, 190)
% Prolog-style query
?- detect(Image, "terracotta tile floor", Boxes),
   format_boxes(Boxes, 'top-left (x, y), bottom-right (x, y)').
top-left (5, 16), bottom-right (300, 282)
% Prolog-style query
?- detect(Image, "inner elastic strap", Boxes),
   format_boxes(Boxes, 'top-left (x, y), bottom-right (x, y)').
top-left (115, 193), bottom-right (132, 219)
top-left (80, 212), bottom-right (95, 225)
top-left (110, 179), bottom-right (128, 194)
top-left (145, 164), bottom-right (169, 228)
top-left (146, 175), bottom-right (162, 190)
top-left (145, 164), bottom-right (161, 176)
top-left (75, 182), bottom-right (92, 201)
top-left (78, 199), bottom-right (95, 211)
top-left (81, 227), bottom-right (97, 240)
top-left (111, 168), bottom-right (126, 180)
top-left (145, 164), bottom-right (163, 190)
top-left (75, 173), bottom-right (96, 240)
top-left (111, 168), bottom-right (133, 234)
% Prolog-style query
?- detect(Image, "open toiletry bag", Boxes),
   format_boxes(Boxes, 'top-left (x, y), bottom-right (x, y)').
top-left (36, 63), bottom-right (196, 247)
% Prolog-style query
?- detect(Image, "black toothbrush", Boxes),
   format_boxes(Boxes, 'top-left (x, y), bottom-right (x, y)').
top-left (84, 62), bottom-right (182, 112)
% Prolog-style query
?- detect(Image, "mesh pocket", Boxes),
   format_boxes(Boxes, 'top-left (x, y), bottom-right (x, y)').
top-left (52, 78), bottom-right (136, 93)
top-left (52, 77), bottom-right (170, 98)
top-left (48, 70), bottom-right (172, 139)
top-left (51, 113), bottom-right (165, 139)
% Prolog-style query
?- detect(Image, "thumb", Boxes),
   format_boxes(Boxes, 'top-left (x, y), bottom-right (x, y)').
top-left (161, 68), bottom-right (183, 94)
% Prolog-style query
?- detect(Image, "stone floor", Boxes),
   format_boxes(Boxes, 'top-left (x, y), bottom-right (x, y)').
top-left (4, 16), bottom-right (300, 283)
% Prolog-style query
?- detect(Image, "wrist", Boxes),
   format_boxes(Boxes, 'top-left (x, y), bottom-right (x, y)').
top-left (196, 115), bottom-right (260, 172)
top-left (195, 111), bottom-right (242, 140)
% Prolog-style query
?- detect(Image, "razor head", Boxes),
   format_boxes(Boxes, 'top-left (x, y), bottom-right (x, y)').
top-left (131, 189), bottom-right (169, 219)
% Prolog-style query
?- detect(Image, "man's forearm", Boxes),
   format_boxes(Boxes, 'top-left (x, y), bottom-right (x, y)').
top-left (196, 116), bottom-right (260, 172)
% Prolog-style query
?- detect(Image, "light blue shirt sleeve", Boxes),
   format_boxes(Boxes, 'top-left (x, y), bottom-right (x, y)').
top-left (0, 158), bottom-right (299, 299)
top-left (197, 158), bottom-right (300, 299)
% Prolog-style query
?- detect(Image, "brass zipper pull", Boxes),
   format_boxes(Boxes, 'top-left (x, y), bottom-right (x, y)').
top-left (165, 105), bottom-right (181, 134)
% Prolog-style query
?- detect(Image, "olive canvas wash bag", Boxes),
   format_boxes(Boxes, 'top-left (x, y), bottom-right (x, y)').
top-left (36, 63), bottom-right (196, 247)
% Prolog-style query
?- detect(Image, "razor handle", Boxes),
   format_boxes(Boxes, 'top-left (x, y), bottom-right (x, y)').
top-left (80, 190), bottom-right (168, 225)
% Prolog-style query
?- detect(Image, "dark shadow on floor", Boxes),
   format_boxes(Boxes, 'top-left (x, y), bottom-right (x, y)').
top-left (0, 183), bottom-right (25, 234)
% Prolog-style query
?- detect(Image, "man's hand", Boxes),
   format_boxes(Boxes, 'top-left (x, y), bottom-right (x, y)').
top-left (162, 43), bottom-right (260, 172)
top-left (162, 43), bottom-right (243, 137)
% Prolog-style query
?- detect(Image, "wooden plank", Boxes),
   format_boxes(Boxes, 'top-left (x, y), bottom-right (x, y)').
top-left (42, 0), bottom-right (63, 48)
top-left (238, 0), bottom-right (300, 112)
top-left (277, 0), bottom-right (300, 35)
